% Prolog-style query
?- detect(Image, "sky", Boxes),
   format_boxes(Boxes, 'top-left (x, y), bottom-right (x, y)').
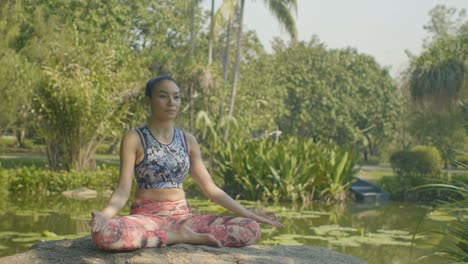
top-left (201, 0), bottom-right (468, 78)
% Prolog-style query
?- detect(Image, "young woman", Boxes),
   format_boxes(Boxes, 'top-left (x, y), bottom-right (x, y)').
top-left (89, 76), bottom-right (282, 250)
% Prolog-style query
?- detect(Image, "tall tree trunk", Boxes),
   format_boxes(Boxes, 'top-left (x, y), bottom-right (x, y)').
top-left (189, 0), bottom-right (196, 57)
top-left (225, 0), bottom-right (244, 140)
top-left (189, 83), bottom-right (194, 133)
top-left (189, 0), bottom-right (196, 132)
top-left (208, 0), bottom-right (215, 65)
top-left (15, 128), bottom-right (25, 148)
top-left (218, 17), bottom-right (233, 118)
top-left (228, 0), bottom-right (244, 117)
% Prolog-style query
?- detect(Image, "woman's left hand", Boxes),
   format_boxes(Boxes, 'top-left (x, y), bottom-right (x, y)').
top-left (249, 211), bottom-right (283, 228)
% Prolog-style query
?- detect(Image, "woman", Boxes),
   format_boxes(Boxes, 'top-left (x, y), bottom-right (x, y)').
top-left (89, 76), bottom-right (282, 250)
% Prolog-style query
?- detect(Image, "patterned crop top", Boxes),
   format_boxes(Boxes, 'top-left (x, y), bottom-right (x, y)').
top-left (134, 125), bottom-right (190, 189)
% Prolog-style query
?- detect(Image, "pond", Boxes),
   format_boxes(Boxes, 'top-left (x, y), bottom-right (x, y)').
top-left (0, 194), bottom-right (451, 264)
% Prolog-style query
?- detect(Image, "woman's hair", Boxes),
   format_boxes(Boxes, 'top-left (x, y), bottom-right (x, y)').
top-left (145, 75), bottom-right (178, 97)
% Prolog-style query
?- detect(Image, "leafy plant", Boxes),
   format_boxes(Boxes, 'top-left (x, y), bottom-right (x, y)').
top-left (413, 179), bottom-right (468, 263)
top-left (210, 137), bottom-right (358, 203)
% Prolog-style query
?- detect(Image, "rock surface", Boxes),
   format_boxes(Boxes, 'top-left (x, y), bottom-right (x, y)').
top-left (0, 236), bottom-right (366, 264)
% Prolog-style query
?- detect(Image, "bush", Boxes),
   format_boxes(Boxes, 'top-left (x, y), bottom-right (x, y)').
top-left (210, 137), bottom-right (358, 203)
top-left (386, 146), bottom-right (445, 201)
top-left (390, 146), bottom-right (442, 177)
top-left (411, 145), bottom-right (443, 176)
top-left (390, 150), bottom-right (416, 175)
top-left (4, 166), bottom-right (119, 195)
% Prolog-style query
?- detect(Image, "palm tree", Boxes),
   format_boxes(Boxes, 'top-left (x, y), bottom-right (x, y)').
top-left (406, 35), bottom-right (467, 172)
top-left (189, 0), bottom-right (203, 57)
top-left (208, 0), bottom-right (215, 64)
top-left (213, 0), bottom-right (237, 118)
top-left (225, 0), bottom-right (298, 139)
top-left (408, 35), bottom-right (466, 108)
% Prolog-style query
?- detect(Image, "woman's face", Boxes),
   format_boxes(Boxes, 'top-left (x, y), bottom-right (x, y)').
top-left (148, 80), bottom-right (181, 121)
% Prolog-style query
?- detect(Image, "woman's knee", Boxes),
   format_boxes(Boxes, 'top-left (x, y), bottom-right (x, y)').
top-left (244, 219), bottom-right (261, 245)
top-left (227, 218), bottom-right (261, 247)
top-left (91, 221), bottom-right (127, 251)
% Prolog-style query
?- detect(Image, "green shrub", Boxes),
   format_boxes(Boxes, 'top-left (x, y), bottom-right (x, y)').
top-left (210, 137), bottom-right (358, 203)
top-left (4, 166), bottom-right (119, 195)
top-left (387, 146), bottom-right (444, 201)
top-left (390, 150), bottom-right (416, 175)
top-left (411, 145), bottom-right (443, 176)
top-left (390, 146), bottom-right (442, 177)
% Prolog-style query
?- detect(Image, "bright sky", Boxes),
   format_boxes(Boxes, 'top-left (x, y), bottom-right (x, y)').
top-left (201, 0), bottom-right (468, 78)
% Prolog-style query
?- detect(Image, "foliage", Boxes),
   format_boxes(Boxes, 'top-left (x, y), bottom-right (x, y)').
top-left (387, 146), bottom-right (445, 201)
top-left (211, 137), bottom-right (358, 203)
top-left (408, 35), bottom-right (466, 107)
top-left (404, 5), bottom-right (467, 172)
top-left (0, 49), bottom-right (41, 135)
top-left (411, 146), bottom-right (444, 171)
top-left (32, 43), bottom-right (141, 170)
top-left (271, 39), bottom-right (401, 156)
top-left (390, 146), bottom-right (442, 177)
top-left (408, 109), bottom-right (467, 167)
top-left (414, 179), bottom-right (468, 263)
top-left (2, 166), bottom-right (119, 195)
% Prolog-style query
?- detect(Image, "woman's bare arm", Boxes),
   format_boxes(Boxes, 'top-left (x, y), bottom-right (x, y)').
top-left (186, 133), bottom-right (283, 227)
top-left (90, 131), bottom-right (138, 231)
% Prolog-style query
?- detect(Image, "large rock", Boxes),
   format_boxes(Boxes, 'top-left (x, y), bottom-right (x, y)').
top-left (0, 236), bottom-right (367, 264)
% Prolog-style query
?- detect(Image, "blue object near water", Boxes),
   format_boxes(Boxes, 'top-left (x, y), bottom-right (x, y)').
top-left (350, 177), bottom-right (390, 202)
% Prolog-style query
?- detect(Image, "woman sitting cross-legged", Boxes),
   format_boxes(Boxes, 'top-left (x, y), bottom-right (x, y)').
top-left (89, 76), bottom-right (282, 250)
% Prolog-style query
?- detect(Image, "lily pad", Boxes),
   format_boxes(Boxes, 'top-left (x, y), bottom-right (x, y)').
top-left (310, 225), bottom-right (358, 236)
top-left (376, 229), bottom-right (409, 235)
top-left (0, 231), bottom-right (21, 238)
top-left (300, 210), bottom-right (331, 216)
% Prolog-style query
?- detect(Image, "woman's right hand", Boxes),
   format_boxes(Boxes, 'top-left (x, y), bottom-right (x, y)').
top-left (89, 210), bottom-right (110, 232)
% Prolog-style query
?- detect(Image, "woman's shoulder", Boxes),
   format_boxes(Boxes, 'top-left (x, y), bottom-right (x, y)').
top-left (121, 128), bottom-right (143, 146)
top-left (176, 129), bottom-right (198, 145)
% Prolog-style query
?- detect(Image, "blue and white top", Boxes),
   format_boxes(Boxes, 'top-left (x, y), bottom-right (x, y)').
top-left (134, 125), bottom-right (190, 189)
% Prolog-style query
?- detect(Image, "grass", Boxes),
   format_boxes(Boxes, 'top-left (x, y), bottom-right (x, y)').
top-left (0, 138), bottom-right (45, 154)
top-left (357, 169), bottom-right (396, 185)
top-left (0, 155), bottom-right (119, 169)
top-left (1, 137), bottom-right (120, 169)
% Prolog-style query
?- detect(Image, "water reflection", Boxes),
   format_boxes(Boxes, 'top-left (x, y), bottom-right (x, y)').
top-left (0, 196), bottom-right (451, 264)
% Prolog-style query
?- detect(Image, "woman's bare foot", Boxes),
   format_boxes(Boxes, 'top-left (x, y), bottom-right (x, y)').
top-left (166, 225), bottom-right (222, 247)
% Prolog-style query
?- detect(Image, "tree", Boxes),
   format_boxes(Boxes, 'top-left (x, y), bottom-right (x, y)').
top-left (208, 0), bottom-right (216, 65)
top-left (408, 36), bottom-right (466, 108)
top-left (225, 0), bottom-right (298, 139)
top-left (271, 39), bottom-right (401, 154)
top-left (4, 0), bottom-right (149, 169)
top-left (423, 4), bottom-right (468, 47)
top-left (405, 5), bottom-right (467, 168)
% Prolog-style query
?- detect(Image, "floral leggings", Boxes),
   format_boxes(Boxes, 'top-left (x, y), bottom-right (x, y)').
top-left (91, 199), bottom-right (261, 251)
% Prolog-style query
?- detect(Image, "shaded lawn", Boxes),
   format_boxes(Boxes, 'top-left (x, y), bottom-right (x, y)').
top-left (0, 154), bottom-right (119, 169)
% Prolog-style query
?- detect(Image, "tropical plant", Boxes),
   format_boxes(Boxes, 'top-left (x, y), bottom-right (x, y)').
top-left (211, 136), bottom-right (358, 203)
top-left (225, 0), bottom-right (298, 139)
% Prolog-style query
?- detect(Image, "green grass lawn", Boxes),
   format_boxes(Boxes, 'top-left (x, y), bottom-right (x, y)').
top-left (0, 154), bottom-right (119, 169)
top-left (357, 169), bottom-right (396, 185)
top-left (0, 137), bottom-right (119, 169)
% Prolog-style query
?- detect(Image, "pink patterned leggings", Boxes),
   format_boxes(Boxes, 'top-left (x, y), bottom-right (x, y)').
top-left (91, 199), bottom-right (261, 251)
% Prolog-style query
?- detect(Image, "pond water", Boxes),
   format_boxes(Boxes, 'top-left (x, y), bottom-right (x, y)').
top-left (0, 194), bottom-right (451, 264)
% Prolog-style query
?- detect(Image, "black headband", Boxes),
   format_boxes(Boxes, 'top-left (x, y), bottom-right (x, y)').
top-left (145, 75), bottom-right (177, 97)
